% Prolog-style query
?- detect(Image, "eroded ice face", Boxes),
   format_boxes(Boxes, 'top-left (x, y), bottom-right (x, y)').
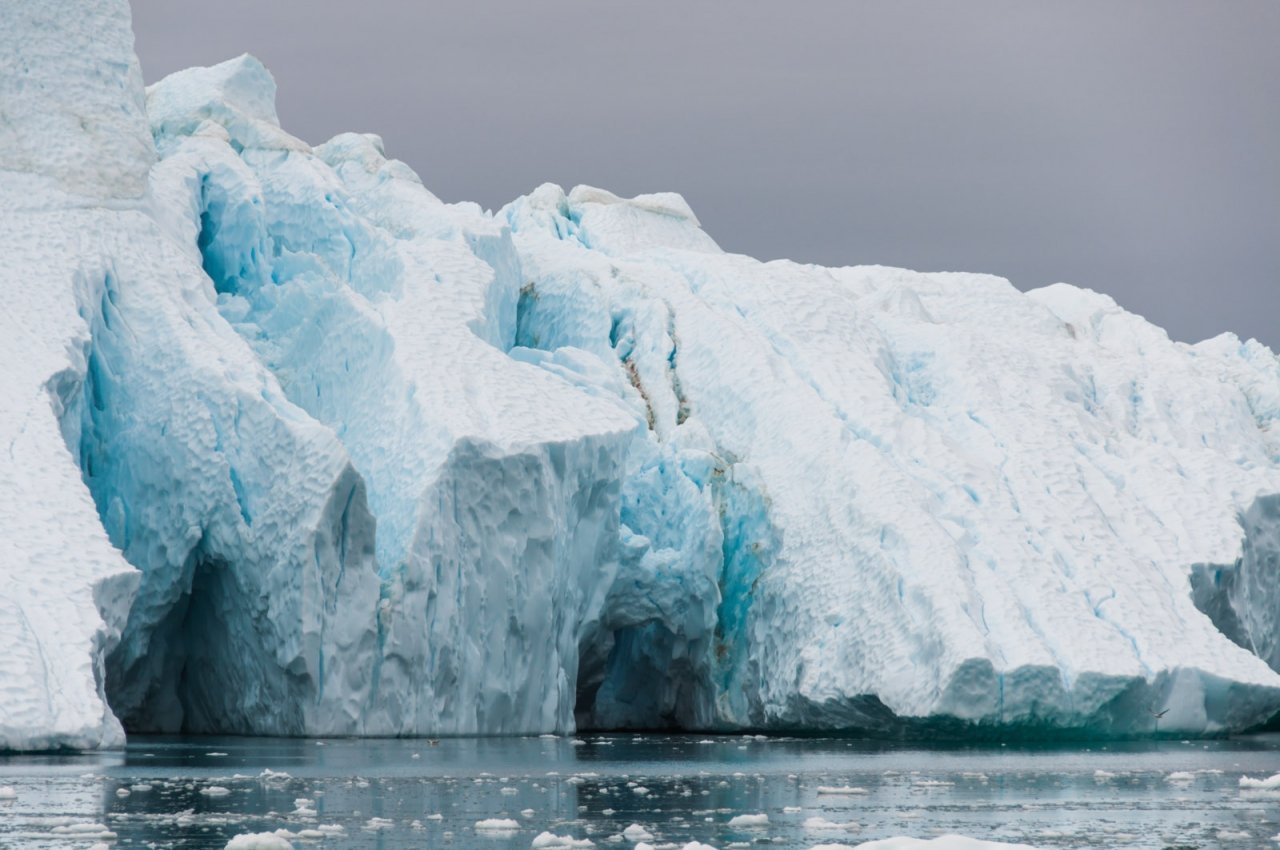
top-left (5, 0), bottom-right (1280, 752)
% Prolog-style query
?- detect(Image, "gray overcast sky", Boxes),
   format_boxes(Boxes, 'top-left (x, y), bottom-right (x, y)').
top-left (131, 1), bottom-right (1278, 347)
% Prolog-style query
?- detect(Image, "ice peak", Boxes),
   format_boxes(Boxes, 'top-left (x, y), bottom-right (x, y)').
top-left (147, 54), bottom-right (308, 152)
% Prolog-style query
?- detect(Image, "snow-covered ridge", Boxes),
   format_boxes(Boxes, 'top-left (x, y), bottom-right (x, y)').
top-left (3, 0), bottom-right (1280, 750)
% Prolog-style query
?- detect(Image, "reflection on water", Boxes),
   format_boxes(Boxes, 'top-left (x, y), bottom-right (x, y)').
top-left (2, 734), bottom-right (1280, 848)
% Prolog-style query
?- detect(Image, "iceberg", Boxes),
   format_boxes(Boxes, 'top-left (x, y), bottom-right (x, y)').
top-left (3, 0), bottom-right (1280, 749)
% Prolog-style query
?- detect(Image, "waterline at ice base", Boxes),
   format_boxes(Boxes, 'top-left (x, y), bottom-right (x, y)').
top-left (5, 0), bottom-right (1280, 752)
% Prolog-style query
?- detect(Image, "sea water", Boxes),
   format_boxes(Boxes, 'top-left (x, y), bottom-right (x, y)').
top-left (2, 734), bottom-right (1279, 848)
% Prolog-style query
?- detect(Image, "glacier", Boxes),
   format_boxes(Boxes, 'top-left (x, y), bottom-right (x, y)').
top-left (3, 0), bottom-right (1280, 750)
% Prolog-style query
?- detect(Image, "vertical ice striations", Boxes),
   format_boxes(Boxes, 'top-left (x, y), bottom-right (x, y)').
top-left (507, 185), bottom-right (1280, 734)
top-left (141, 58), bottom-right (637, 735)
top-left (6, 0), bottom-right (1280, 748)
top-left (0, 0), bottom-right (152, 750)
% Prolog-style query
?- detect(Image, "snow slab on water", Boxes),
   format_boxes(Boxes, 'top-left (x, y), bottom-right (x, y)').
top-left (831, 838), bottom-right (1040, 850)
top-left (5, 0), bottom-right (1280, 750)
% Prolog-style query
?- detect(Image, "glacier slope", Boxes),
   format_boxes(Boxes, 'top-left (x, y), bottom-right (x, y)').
top-left (506, 185), bottom-right (1280, 734)
top-left (5, 0), bottom-right (1280, 749)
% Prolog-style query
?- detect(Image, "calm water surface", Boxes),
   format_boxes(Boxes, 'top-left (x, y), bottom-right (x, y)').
top-left (3, 734), bottom-right (1280, 849)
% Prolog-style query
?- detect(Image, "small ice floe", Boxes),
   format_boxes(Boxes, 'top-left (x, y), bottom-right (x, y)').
top-left (51, 823), bottom-right (117, 839)
top-left (200, 785), bottom-right (232, 797)
top-left (816, 785), bottom-right (869, 795)
top-left (1165, 771), bottom-right (1196, 784)
top-left (1216, 830), bottom-right (1251, 841)
top-left (475, 818), bottom-right (521, 831)
top-left (363, 817), bottom-right (395, 831)
top-left (1240, 772), bottom-right (1280, 790)
top-left (531, 832), bottom-right (595, 848)
top-left (623, 824), bottom-right (654, 841)
top-left (0, 786), bottom-right (16, 800)
top-left (826, 837), bottom-right (1039, 849)
top-left (224, 834), bottom-right (294, 850)
top-left (207, 752), bottom-right (229, 757)
top-left (783, 806), bottom-right (803, 813)
top-left (131, 783), bottom-right (153, 792)
top-left (803, 817), bottom-right (860, 831)
top-left (727, 814), bottom-right (768, 828)
top-left (1093, 770), bottom-right (1116, 782)
top-left (115, 787), bottom-right (130, 797)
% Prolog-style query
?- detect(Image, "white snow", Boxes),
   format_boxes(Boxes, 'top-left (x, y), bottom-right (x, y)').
top-left (4, 0), bottom-right (1280, 750)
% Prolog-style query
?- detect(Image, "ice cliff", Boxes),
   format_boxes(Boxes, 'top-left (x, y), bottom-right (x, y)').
top-left (3, 0), bottom-right (1280, 750)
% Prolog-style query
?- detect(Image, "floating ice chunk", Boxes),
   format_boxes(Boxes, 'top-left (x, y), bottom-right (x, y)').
top-left (51, 823), bottom-right (117, 839)
top-left (532, 833), bottom-right (596, 848)
top-left (816, 786), bottom-right (869, 795)
top-left (728, 814), bottom-right (768, 827)
top-left (225, 834), bottom-right (294, 850)
top-left (804, 817), bottom-right (860, 831)
top-left (1240, 772), bottom-right (1280, 789)
top-left (476, 818), bottom-right (521, 831)
top-left (200, 786), bottom-right (232, 796)
top-left (623, 824), bottom-right (655, 841)
top-left (837, 837), bottom-right (1040, 849)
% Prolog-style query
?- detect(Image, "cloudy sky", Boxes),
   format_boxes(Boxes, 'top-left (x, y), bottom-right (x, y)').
top-left (131, 1), bottom-right (1278, 347)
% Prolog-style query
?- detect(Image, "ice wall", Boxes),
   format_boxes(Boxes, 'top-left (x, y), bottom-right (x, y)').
top-left (506, 185), bottom-right (1280, 735)
top-left (132, 56), bottom-right (638, 735)
top-left (0, 0), bottom-right (152, 750)
top-left (5, 0), bottom-right (1280, 749)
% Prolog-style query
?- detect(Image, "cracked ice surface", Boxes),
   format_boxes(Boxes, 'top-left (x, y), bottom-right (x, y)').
top-left (5, 0), bottom-right (1280, 750)
top-left (505, 182), bottom-right (1280, 734)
